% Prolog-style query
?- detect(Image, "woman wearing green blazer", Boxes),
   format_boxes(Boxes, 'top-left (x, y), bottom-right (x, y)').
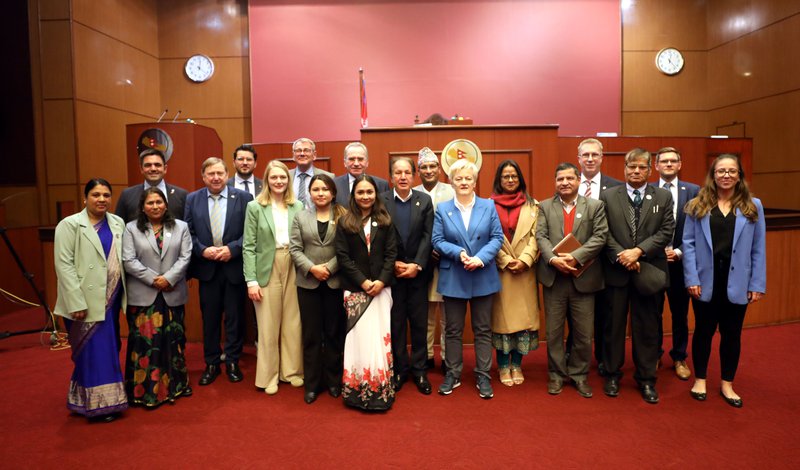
top-left (243, 161), bottom-right (304, 394)
top-left (53, 178), bottom-right (128, 422)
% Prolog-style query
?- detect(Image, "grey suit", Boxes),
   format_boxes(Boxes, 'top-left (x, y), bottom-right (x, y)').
top-left (290, 167), bottom-right (335, 207)
top-left (289, 207), bottom-right (341, 290)
top-left (122, 220), bottom-right (192, 307)
top-left (599, 184), bottom-right (674, 386)
top-left (536, 195), bottom-right (607, 381)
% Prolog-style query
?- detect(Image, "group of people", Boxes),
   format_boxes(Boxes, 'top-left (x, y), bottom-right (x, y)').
top-left (53, 136), bottom-right (766, 422)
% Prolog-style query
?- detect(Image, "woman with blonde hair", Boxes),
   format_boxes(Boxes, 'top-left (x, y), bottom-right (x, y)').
top-left (682, 154), bottom-right (766, 408)
top-left (243, 160), bottom-right (305, 395)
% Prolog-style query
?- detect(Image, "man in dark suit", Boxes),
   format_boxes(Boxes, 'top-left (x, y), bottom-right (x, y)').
top-left (288, 137), bottom-right (334, 208)
top-left (380, 156), bottom-right (434, 395)
top-left (570, 138), bottom-right (622, 374)
top-left (652, 147), bottom-right (700, 381)
top-left (227, 144), bottom-right (263, 198)
top-left (115, 148), bottom-right (188, 223)
top-left (536, 162), bottom-right (607, 398)
top-left (599, 148), bottom-right (674, 404)
top-left (185, 157), bottom-right (254, 386)
top-left (334, 142), bottom-right (389, 206)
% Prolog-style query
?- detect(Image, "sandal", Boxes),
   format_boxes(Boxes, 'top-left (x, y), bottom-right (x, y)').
top-left (499, 368), bottom-right (513, 386)
top-left (510, 366), bottom-right (525, 385)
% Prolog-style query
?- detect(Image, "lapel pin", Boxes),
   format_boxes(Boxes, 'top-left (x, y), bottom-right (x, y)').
top-left (576, 213), bottom-right (582, 218)
top-left (645, 194), bottom-right (652, 200)
top-left (170, 188), bottom-right (175, 194)
top-left (416, 201), bottom-right (420, 206)
top-left (681, 187), bottom-right (686, 190)
top-left (448, 212), bottom-right (452, 216)
top-left (166, 232), bottom-right (172, 237)
top-left (372, 221), bottom-right (378, 227)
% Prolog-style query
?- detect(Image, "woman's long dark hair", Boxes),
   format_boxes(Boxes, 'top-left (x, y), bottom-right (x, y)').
top-left (684, 154), bottom-right (758, 222)
top-left (339, 175), bottom-right (391, 233)
top-left (308, 173), bottom-right (347, 223)
top-left (136, 187), bottom-right (176, 232)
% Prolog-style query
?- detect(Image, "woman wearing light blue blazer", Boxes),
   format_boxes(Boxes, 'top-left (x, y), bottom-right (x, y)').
top-left (682, 154), bottom-right (766, 408)
top-left (432, 159), bottom-right (504, 400)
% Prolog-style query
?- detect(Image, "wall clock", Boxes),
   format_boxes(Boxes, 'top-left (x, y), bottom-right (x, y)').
top-left (655, 47), bottom-right (684, 75)
top-left (185, 54), bottom-right (214, 82)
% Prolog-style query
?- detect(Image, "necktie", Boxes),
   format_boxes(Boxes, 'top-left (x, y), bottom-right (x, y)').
top-left (584, 180), bottom-right (592, 199)
top-left (633, 189), bottom-right (642, 206)
top-left (297, 173), bottom-right (308, 207)
top-left (211, 194), bottom-right (223, 246)
top-left (663, 182), bottom-right (672, 191)
top-left (243, 180), bottom-right (250, 195)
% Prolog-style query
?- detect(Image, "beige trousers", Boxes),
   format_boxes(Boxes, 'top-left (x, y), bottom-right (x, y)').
top-left (253, 249), bottom-right (302, 389)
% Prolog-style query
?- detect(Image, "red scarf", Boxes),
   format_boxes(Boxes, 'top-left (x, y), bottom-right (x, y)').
top-left (491, 191), bottom-right (527, 240)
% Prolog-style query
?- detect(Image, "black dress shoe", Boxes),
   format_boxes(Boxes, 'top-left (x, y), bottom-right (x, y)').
top-left (690, 390), bottom-right (706, 401)
top-left (720, 390), bottom-right (743, 408)
top-left (304, 391), bottom-right (318, 404)
top-left (414, 375), bottom-right (432, 395)
top-left (394, 374), bottom-right (408, 392)
top-left (425, 358), bottom-right (435, 370)
top-left (328, 386), bottom-right (341, 398)
top-left (640, 384), bottom-right (659, 404)
top-left (603, 378), bottom-right (619, 397)
top-left (183, 386), bottom-right (193, 397)
top-left (226, 363), bottom-right (244, 383)
top-left (199, 364), bottom-right (220, 386)
top-left (89, 412), bottom-right (119, 423)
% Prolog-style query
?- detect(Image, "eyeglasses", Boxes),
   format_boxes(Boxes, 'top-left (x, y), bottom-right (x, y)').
top-left (579, 152), bottom-right (602, 159)
top-left (501, 175), bottom-right (519, 181)
top-left (715, 169), bottom-right (739, 177)
top-left (293, 148), bottom-right (313, 154)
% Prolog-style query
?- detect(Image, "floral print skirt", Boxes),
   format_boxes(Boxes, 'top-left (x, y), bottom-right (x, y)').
top-left (124, 294), bottom-right (189, 407)
top-left (342, 288), bottom-right (395, 411)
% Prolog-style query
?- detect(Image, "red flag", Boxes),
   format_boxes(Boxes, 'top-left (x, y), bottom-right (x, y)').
top-left (359, 68), bottom-right (368, 128)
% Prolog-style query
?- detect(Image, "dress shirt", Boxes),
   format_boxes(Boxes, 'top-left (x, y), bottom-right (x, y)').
top-left (626, 183), bottom-right (647, 203)
top-left (454, 194), bottom-right (476, 232)
top-left (144, 180), bottom-right (168, 196)
top-left (660, 177), bottom-right (681, 255)
top-left (559, 196), bottom-right (577, 214)
top-left (579, 173), bottom-right (602, 200)
top-left (293, 167), bottom-right (315, 199)
top-left (207, 186), bottom-right (228, 235)
top-left (234, 175), bottom-right (258, 197)
top-left (271, 204), bottom-right (290, 247)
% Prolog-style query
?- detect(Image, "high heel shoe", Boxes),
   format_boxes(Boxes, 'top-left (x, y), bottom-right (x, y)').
top-left (689, 389), bottom-right (706, 401)
top-left (720, 390), bottom-right (743, 408)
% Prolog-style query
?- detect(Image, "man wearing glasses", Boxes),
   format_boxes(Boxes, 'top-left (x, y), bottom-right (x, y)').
top-left (228, 144), bottom-right (263, 198)
top-left (333, 142), bottom-right (389, 206)
top-left (652, 147), bottom-right (700, 381)
top-left (288, 138), bottom-right (334, 208)
top-left (599, 148), bottom-right (674, 404)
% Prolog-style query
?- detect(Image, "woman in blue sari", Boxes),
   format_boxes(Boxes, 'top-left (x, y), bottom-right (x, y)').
top-left (54, 178), bottom-right (128, 422)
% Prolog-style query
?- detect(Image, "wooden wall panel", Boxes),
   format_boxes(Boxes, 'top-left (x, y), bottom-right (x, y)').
top-left (623, 51), bottom-right (708, 111)
top-left (198, 117), bottom-right (252, 164)
top-left (622, 0), bottom-right (707, 50)
top-left (39, 20), bottom-right (72, 99)
top-left (72, 0), bottom-right (158, 57)
top-left (42, 99), bottom-right (77, 185)
top-left (707, 14), bottom-right (800, 110)
top-left (159, 57), bottom-right (249, 118)
top-left (46, 185), bottom-right (81, 221)
top-left (622, 111), bottom-right (709, 137)
top-left (0, 228), bottom-right (46, 316)
top-left (39, 0), bottom-right (69, 20)
top-left (158, 0), bottom-right (248, 58)
top-left (707, 0), bottom-right (800, 48)
top-left (0, 189), bottom-right (41, 228)
top-left (744, 229), bottom-right (800, 326)
top-left (73, 22), bottom-right (160, 116)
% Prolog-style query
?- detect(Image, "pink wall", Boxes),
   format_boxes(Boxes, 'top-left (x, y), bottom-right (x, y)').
top-left (250, 0), bottom-right (620, 143)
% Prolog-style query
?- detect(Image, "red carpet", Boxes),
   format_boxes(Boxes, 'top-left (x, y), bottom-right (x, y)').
top-left (1, 309), bottom-right (798, 468)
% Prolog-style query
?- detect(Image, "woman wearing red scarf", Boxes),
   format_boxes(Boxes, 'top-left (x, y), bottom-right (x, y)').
top-left (489, 160), bottom-right (541, 386)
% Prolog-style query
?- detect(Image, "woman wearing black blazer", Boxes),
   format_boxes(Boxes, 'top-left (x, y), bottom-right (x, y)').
top-left (335, 175), bottom-right (398, 411)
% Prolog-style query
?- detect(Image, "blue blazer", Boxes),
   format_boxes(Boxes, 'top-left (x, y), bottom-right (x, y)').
top-left (432, 196), bottom-right (504, 299)
top-left (184, 187), bottom-right (253, 283)
top-left (682, 198), bottom-right (766, 304)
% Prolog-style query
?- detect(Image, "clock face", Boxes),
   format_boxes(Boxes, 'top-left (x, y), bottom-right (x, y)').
top-left (656, 48), bottom-right (684, 75)
top-left (185, 54), bottom-right (214, 82)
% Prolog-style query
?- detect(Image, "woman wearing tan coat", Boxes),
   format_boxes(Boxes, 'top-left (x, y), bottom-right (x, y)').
top-left (490, 160), bottom-right (540, 386)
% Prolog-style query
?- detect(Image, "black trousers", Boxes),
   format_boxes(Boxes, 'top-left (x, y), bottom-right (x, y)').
top-left (297, 284), bottom-right (345, 393)
top-left (691, 293), bottom-right (747, 382)
top-left (602, 285), bottom-right (661, 386)
top-left (658, 260), bottom-right (691, 362)
top-left (390, 274), bottom-right (430, 378)
top-left (198, 268), bottom-right (246, 366)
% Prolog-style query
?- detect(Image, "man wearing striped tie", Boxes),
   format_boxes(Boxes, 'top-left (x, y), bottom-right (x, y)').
top-left (288, 138), bottom-right (334, 208)
top-left (185, 157), bottom-right (254, 386)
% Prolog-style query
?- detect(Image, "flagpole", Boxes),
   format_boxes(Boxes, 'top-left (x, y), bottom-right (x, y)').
top-left (359, 67), bottom-right (368, 128)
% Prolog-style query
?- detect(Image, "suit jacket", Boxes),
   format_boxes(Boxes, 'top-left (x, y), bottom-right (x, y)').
top-left (599, 173), bottom-right (623, 193)
top-left (432, 196), bottom-right (504, 299)
top-left (649, 179), bottom-right (700, 250)
top-left (184, 187), bottom-right (253, 283)
top-left (227, 176), bottom-right (263, 198)
top-left (122, 219), bottom-right (192, 307)
top-left (600, 184), bottom-right (675, 292)
top-left (289, 207), bottom-right (341, 290)
top-left (380, 189), bottom-right (434, 270)
top-left (242, 199), bottom-right (304, 286)
top-left (333, 173), bottom-right (390, 206)
top-left (334, 219), bottom-right (398, 292)
top-left (289, 166), bottom-right (335, 183)
top-left (53, 209), bottom-right (127, 322)
top-left (682, 198), bottom-right (766, 305)
top-left (115, 182), bottom-right (188, 223)
top-left (536, 195), bottom-right (608, 293)
top-left (413, 181), bottom-right (455, 210)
